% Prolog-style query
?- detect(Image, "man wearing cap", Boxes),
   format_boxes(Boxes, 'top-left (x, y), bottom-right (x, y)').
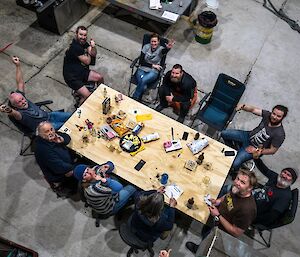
top-left (73, 163), bottom-right (136, 215)
top-left (253, 158), bottom-right (298, 227)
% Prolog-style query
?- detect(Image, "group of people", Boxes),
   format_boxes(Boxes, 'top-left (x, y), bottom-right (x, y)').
top-left (0, 24), bottom-right (298, 256)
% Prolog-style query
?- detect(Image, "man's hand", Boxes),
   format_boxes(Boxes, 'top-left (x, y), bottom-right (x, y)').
top-left (152, 64), bottom-right (162, 71)
top-left (159, 249), bottom-right (171, 257)
top-left (235, 103), bottom-right (245, 111)
top-left (246, 145), bottom-right (263, 158)
top-left (157, 186), bottom-right (165, 194)
top-left (166, 39), bottom-right (175, 49)
top-left (0, 104), bottom-right (12, 114)
top-left (208, 205), bottom-right (220, 217)
top-left (169, 197), bottom-right (177, 207)
top-left (211, 198), bottom-right (222, 207)
top-left (165, 93), bottom-right (174, 103)
top-left (12, 56), bottom-right (20, 66)
top-left (90, 38), bottom-right (96, 48)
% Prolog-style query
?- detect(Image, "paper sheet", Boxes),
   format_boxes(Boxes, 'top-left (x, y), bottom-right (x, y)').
top-left (164, 184), bottom-right (183, 200)
top-left (161, 11), bottom-right (179, 22)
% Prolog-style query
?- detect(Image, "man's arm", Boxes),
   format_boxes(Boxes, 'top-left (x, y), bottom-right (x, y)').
top-left (87, 39), bottom-right (97, 57)
top-left (12, 56), bottom-right (25, 92)
top-left (0, 104), bottom-right (22, 120)
top-left (254, 158), bottom-right (277, 179)
top-left (236, 104), bottom-right (262, 116)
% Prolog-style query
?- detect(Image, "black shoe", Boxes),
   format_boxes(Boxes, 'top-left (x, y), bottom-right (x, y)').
top-left (185, 241), bottom-right (199, 254)
top-left (177, 116), bottom-right (185, 123)
top-left (155, 104), bottom-right (165, 112)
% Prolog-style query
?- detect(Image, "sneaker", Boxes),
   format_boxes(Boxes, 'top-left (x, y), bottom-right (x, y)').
top-left (177, 116), bottom-right (185, 123)
top-left (185, 241), bottom-right (199, 254)
top-left (155, 104), bottom-right (165, 112)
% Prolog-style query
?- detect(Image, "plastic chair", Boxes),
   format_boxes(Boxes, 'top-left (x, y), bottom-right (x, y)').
top-left (119, 215), bottom-right (155, 257)
top-left (8, 100), bottom-right (53, 156)
top-left (249, 188), bottom-right (298, 248)
top-left (191, 73), bottom-right (245, 136)
top-left (128, 33), bottom-right (169, 104)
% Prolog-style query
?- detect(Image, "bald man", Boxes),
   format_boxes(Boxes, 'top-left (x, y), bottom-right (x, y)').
top-left (0, 56), bottom-right (71, 132)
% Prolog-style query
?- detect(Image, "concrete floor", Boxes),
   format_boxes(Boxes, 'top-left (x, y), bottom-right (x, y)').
top-left (0, 0), bottom-right (300, 256)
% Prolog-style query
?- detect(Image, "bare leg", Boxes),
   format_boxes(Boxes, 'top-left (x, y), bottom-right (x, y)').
top-left (76, 86), bottom-right (91, 105)
top-left (88, 70), bottom-right (104, 85)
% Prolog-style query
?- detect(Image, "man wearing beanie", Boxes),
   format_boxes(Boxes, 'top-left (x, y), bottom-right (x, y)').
top-left (73, 163), bottom-right (136, 215)
top-left (253, 158), bottom-right (298, 226)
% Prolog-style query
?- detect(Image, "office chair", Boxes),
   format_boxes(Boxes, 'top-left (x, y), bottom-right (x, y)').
top-left (128, 33), bottom-right (169, 104)
top-left (8, 100), bottom-right (54, 156)
top-left (191, 73), bottom-right (245, 137)
top-left (249, 188), bottom-right (298, 248)
top-left (119, 214), bottom-right (155, 257)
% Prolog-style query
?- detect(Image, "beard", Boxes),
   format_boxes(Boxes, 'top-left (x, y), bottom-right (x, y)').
top-left (269, 116), bottom-right (282, 126)
top-left (231, 185), bottom-right (239, 194)
top-left (170, 77), bottom-right (181, 83)
top-left (277, 176), bottom-right (292, 188)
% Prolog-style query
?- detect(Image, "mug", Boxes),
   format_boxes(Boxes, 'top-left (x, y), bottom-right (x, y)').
top-left (161, 173), bottom-right (169, 185)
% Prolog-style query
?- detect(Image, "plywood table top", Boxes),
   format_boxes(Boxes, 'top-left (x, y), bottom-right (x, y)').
top-left (60, 84), bottom-right (235, 223)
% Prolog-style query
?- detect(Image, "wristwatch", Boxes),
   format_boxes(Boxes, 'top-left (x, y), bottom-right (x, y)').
top-left (214, 214), bottom-right (220, 222)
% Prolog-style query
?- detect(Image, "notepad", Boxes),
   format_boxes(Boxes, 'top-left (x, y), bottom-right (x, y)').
top-left (161, 11), bottom-right (179, 22)
top-left (164, 184), bottom-right (183, 200)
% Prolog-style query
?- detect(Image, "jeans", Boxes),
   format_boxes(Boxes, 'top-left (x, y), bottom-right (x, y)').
top-left (133, 69), bottom-right (158, 99)
top-left (112, 185), bottom-right (136, 214)
top-left (221, 129), bottom-right (253, 171)
top-left (49, 111), bottom-right (72, 130)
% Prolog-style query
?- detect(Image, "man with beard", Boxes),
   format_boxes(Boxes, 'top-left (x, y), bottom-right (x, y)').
top-left (156, 64), bottom-right (197, 123)
top-left (221, 104), bottom-right (288, 174)
top-left (253, 158), bottom-right (298, 226)
top-left (35, 121), bottom-right (78, 194)
top-left (0, 56), bottom-right (71, 132)
top-left (63, 25), bottom-right (104, 105)
top-left (185, 168), bottom-right (257, 254)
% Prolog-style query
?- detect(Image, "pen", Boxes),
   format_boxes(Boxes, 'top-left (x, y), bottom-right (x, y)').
top-left (171, 127), bottom-right (174, 140)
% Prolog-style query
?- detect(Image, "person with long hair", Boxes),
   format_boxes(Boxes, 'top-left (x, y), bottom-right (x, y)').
top-left (130, 187), bottom-right (177, 243)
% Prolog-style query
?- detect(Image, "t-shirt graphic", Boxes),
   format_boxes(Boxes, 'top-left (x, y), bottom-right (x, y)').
top-left (250, 127), bottom-right (270, 147)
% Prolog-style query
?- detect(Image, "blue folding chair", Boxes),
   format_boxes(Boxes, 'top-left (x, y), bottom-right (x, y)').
top-left (191, 73), bottom-right (246, 136)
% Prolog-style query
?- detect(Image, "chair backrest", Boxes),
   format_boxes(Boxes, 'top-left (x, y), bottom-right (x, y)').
top-left (271, 188), bottom-right (298, 229)
top-left (209, 73), bottom-right (245, 115)
top-left (141, 33), bottom-right (169, 67)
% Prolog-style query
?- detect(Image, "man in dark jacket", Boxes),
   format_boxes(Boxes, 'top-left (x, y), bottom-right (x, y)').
top-left (156, 64), bottom-right (197, 123)
top-left (253, 159), bottom-right (298, 226)
top-left (34, 121), bottom-right (77, 194)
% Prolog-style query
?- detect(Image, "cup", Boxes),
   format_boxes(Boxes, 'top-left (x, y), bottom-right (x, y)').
top-left (160, 173), bottom-right (169, 185)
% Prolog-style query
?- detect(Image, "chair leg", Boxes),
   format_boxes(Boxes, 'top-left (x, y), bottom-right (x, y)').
top-left (258, 229), bottom-right (272, 248)
top-left (95, 218), bottom-right (100, 227)
top-left (127, 247), bottom-right (135, 257)
top-left (20, 135), bottom-right (34, 156)
top-left (147, 246), bottom-right (155, 257)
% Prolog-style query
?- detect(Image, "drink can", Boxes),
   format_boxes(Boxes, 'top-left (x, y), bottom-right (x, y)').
top-left (132, 122), bottom-right (144, 135)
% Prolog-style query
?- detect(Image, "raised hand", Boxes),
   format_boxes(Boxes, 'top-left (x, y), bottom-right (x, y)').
top-left (12, 56), bottom-right (20, 66)
top-left (166, 39), bottom-right (175, 49)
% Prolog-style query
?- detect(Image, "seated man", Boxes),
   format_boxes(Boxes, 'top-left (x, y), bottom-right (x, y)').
top-left (131, 188), bottom-right (177, 243)
top-left (156, 64), bottom-right (197, 123)
top-left (221, 104), bottom-right (288, 174)
top-left (73, 164), bottom-right (136, 215)
top-left (34, 121), bottom-right (78, 194)
top-left (0, 56), bottom-right (71, 132)
top-left (186, 168), bottom-right (257, 254)
top-left (63, 25), bottom-right (104, 106)
top-left (253, 158), bottom-right (298, 227)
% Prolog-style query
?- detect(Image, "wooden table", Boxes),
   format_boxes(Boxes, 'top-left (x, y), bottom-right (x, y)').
top-left (60, 84), bottom-right (235, 223)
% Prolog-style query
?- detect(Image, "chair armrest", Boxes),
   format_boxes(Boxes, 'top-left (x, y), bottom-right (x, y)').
top-left (198, 92), bottom-right (211, 110)
top-left (35, 100), bottom-right (53, 106)
top-left (130, 57), bottom-right (140, 69)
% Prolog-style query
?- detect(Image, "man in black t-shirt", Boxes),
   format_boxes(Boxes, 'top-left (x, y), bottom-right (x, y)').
top-left (221, 104), bottom-right (288, 172)
top-left (156, 64), bottom-right (197, 123)
top-left (186, 168), bottom-right (257, 254)
top-left (253, 158), bottom-right (298, 226)
top-left (63, 25), bottom-right (104, 105)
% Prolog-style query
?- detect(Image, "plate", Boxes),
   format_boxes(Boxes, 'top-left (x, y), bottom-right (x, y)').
top-left (120, 133), bottom-right (142, 153)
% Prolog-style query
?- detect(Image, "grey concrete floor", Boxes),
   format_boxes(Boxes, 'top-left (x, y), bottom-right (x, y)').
top-left (0, 0), bottom-right (300, 256)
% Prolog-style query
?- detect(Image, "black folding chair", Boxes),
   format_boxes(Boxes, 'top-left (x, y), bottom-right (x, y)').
top-left (128, 33), bottom-right (169, 104)
top-left (191, 73), bottom-right (246, 137)
top-left (249, 188), bottom-right (298, 248)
